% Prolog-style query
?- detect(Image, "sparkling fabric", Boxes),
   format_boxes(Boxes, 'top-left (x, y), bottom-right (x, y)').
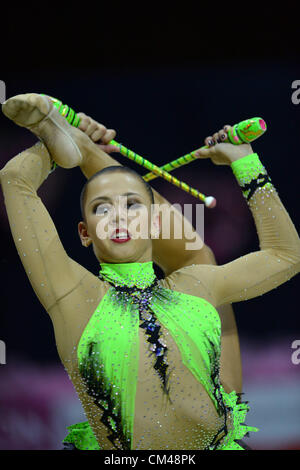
top-left (231, 153), bottom-right (273, 200)
top-left (64, 261), bottom-right (259, 450)
top-left (1, 144), bottom-right (299, 451)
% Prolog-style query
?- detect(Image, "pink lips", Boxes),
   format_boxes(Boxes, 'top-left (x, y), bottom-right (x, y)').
top-left (110, 228), bottom-right (131, 243)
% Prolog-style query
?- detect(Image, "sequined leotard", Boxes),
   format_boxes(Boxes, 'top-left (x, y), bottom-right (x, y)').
top-left (1, 143), bottom-right (299, 450)
top-left (70, 260), bottom-right (256, 450)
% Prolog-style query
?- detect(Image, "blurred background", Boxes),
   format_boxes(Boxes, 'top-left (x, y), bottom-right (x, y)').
top-left (0, 5), bottom-right (299, 450)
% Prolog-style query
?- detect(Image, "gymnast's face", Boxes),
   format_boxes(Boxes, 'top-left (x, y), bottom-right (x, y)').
top-left (78, 171), bottom-right (160, 264)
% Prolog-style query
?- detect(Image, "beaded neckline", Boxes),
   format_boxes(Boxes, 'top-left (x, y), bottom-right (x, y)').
top-left (98, 261), bottom-right (157, 289)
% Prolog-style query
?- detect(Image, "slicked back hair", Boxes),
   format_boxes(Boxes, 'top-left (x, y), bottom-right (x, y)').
top-left (80, 165), bottom-right (155, 222)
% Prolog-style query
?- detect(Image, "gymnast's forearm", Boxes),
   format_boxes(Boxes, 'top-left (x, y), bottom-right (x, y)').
top-left (0, 142), bottom-right (78, 311)
top-left (0, 141), bottom-right (52, 191)
top-left (78, 140), bottom-right (174, 209)
top-left (79, 138), bottom-right (122, 177)
top-left (79, 137), bottom-right (174, 205)
top-left (0, 143), bottom-right (59, 308)
top-left (205, 154), bottom-right (300, 307)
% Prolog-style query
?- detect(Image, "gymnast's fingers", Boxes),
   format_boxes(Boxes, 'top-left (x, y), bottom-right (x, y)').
top-left (90, 128), bottom-right (106, 142)
top-left (97, 143), bottom-right (120, 154)
top-left (194, 139), bottom-right (217, 158)
top-left (218, 129), bottom-right (228, 142)
top-left (101, 128), bottom-right (117, 144)
top-left (77, 112), bottom-right (90, 131)
top-left (85, 120), bottom-right (101, 138)
top-left (204, 135), bottom-right (215, 147)
top-left (213, 132), bottom-right (221, 144)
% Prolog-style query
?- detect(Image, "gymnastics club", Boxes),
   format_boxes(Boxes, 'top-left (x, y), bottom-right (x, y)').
top-left (143, 118), bottom-right (267, 182)
top-left (41, 94), bottom-right (217, 208)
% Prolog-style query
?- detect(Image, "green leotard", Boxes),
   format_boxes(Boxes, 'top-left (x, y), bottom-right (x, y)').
top-left (2, 144), bottom-right (298, 450)
top-left (63, 261), bottom-right (258, 450)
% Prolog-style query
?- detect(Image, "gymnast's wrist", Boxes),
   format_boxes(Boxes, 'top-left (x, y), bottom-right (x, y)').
top-left (231, 153), bottom-right (273, 200)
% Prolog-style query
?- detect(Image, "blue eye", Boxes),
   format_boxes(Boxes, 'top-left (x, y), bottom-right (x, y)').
top-left (93, 201), bottom-right (143, 214)
top-left (94, 204), bottom-right (112, 215)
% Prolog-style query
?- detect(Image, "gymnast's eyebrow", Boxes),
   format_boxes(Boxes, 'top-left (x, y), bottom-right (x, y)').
top-left (89, 192), bottom-right (142, 206)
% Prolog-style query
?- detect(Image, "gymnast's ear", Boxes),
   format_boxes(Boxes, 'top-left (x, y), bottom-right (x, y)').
top-left (78, 221), bottom-right (93, 247)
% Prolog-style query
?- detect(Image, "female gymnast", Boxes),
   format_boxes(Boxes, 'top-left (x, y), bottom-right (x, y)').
top-left (1, 94), bottom-right (299, 450)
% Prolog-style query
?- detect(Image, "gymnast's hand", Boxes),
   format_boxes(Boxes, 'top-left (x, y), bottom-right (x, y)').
top-left (194, 125), bottom-right (253, 165)
top-left (77, 112), bottom-right (120, 154)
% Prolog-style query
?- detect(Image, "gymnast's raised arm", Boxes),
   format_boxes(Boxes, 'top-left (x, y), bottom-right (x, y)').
top-left (169, 125), bottom-right (300, 307)
top-left (0, 99), bottom-right (92, 312)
